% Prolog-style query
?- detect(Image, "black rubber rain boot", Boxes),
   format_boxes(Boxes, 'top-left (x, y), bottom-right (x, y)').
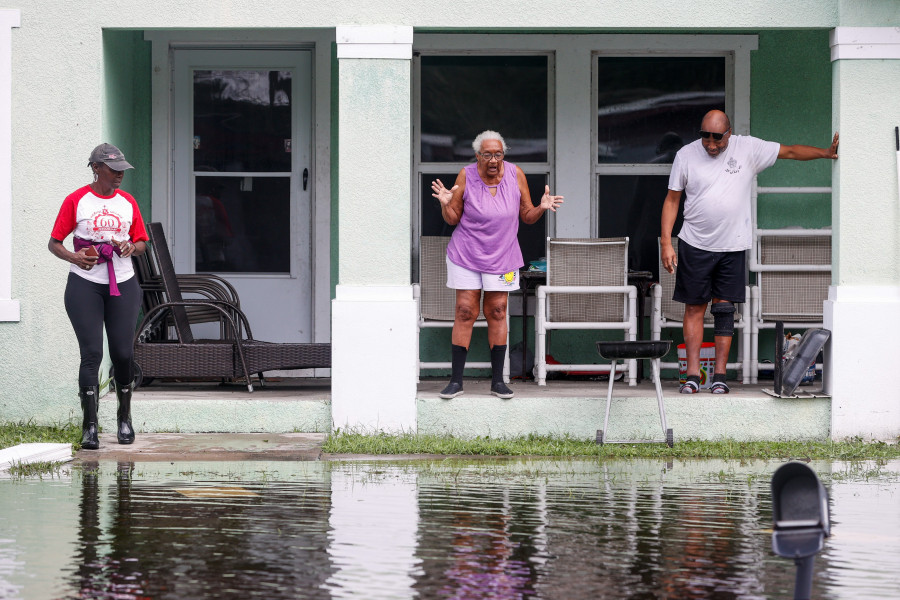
top-left (115, 380), bottom-right (136, 445)
top-left (79, 386), bottom-right (100, 450)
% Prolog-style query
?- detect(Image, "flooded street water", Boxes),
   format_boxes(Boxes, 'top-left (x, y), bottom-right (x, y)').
top-left (0, 458), bottom-right (898, 599)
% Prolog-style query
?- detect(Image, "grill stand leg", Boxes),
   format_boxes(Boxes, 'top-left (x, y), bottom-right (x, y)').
top-left (600, 356), bottom-right (673, 446)
top-left (602, 359), bottom-right (617, 438)
top-left (651, 358), bottom-right (669, 437)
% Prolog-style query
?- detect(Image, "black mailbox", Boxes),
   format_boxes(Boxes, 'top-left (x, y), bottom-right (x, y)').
top-left (771, 462), bottom-right (831, 599)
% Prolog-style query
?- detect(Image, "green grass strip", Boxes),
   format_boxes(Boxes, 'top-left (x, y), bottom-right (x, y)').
top-left (323, 431), bottom-right (900, 460)
top-left (0, 421), bottom-right (82, 450)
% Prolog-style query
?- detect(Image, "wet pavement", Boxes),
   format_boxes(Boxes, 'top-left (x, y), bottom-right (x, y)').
top-left (75, 432), bottom-right (326, 462)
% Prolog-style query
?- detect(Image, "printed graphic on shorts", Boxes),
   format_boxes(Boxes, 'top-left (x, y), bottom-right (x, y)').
top-left (498, 271), bottom-right (517, 286)
top-left (725, 157), bottom-right (742, 175)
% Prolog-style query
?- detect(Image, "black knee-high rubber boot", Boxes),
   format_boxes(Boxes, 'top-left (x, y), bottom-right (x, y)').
top-left (115, 380), bottom-right (135, 445)
top-left (79, 386), bottom-right (100, 450)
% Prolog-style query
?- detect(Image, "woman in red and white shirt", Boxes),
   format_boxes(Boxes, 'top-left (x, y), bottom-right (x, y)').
top-left (48, 143), bottom-right (148, 450)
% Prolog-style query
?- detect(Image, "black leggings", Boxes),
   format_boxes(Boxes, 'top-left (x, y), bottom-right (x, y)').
top-left (64, 273), bottom-right (141, 388)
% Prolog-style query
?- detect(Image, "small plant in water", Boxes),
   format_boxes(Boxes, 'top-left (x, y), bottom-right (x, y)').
top-left (7, 460), bottom-right (68, 479)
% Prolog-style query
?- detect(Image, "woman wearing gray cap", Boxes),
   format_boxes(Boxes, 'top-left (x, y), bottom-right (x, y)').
top-left (48, 143), bottom-right (149, 450)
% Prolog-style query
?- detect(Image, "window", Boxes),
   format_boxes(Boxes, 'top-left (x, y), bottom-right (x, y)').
top-left (594, 55), bottom-right (726, 278)
top-left (415, 54), bottom-right (552, 276)
top-left (419, 55), bottom-right (548, 163)
top-left (193, 69), bottom-right (293, 273)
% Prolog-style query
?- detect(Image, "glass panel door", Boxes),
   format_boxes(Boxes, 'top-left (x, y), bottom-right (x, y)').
top-left (173, 50), bottom-right (312, 344)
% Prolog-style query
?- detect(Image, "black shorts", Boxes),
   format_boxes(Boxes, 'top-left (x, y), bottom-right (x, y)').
top-left (673, 240), bottom-right (746, 305)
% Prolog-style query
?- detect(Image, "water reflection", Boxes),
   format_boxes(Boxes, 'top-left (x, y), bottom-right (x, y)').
top-left (69, 461), bottom-right (334, 599)
top-left (418, 482), bottom-right (544, 599)
top-left (0, 459), bottom-right (898, 599)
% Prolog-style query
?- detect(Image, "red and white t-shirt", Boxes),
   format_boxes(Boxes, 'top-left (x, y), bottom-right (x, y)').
top-left (50, 185), bottom-right (149, 285)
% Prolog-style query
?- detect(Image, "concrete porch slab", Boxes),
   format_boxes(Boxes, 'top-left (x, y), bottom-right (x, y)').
top-left (112, 378), bottom-right (332, 434)
top-left (417, 378), bottom-right (832, 442)
top-left (115, 377), bottom-right (832, 442)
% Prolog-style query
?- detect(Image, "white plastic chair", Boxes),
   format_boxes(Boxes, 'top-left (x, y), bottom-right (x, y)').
top-left (650, 237), bottom-right (752, 384)
top-left (534, 237), bottom-right (638, 386)
top-left (412, 236), bottom-right (509, 382)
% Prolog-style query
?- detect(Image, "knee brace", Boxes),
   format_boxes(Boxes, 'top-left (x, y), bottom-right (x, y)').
top-left (711, 302), bottom-right (736, 336)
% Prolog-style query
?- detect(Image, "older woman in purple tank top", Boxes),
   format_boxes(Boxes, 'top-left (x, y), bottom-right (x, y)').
top-left (431, 130), bottom-right (563, 400)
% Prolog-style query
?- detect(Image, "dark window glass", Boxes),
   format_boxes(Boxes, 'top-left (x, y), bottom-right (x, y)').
top-left (420, 173), bottom-right (458, 238)
top-left (195, 175), bottom-right (290, 273)
top-left (193, 70), bottom-right (292, 172)
top-left (420, 172), bottom-right (548, 268)
top-left (597, 175), bottom-right (684, 281)
top-left (597, 57), bottom-right (725, 163)
top-left (518, 173), bottom-right (549, 266)
top-left (420, 56), bottom-right (548, 163)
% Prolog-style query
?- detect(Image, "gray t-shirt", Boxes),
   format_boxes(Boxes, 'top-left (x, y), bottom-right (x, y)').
top-left (668, 134), bottom-right (780, 252)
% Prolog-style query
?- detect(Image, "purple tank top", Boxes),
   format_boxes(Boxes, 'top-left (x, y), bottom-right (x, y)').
top-left (446, 161), bottom-right (524, 274)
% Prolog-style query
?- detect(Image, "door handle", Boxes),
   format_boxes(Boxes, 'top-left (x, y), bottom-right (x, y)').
top-left (303, 168), bottom-right (308, 191)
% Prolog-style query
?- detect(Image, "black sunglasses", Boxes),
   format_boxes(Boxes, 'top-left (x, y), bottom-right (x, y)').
top-left (699, 128), bottom-right (730, 141)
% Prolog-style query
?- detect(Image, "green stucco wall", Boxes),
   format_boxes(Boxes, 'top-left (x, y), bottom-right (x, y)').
top-left (752, 30), bottom-right (834, 229)
top-left (750, 30), bottom-right (835, 364)
top-left (102, 30), bottom-right (153, 218)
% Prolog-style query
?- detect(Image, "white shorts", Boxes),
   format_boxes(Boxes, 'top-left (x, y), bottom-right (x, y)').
top-left (446, 256), bottom-right (520, 292)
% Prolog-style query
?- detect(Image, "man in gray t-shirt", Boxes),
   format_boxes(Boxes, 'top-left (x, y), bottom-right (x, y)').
top-left (660, 109), bottom-right (839, 394)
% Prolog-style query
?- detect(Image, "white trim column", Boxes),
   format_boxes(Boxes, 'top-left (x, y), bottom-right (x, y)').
top-left (332, 26), bottom-right (417, 432)
top-left (0, 10), bottom-right (20, 322)
top-left (826, 27), bottom-right (900, 441)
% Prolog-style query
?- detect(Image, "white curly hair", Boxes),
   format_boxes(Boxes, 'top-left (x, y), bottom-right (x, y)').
top-left (471, 130), bottom-right (508, 155)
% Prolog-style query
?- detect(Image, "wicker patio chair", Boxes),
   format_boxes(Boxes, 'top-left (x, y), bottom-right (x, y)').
top-left (749, 231), bottom-right (831, 383)
top-left (132, 222), bottom-right (331, 391)
top-left (411, 236), bottom-right (509, 381)
top-left (650, 237), bottom-right (751, 383)
top-left (534, 237), bottom-right (638, 386)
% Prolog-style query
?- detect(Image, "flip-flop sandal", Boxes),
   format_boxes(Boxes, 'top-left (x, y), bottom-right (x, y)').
top-left (710, 381), bottom-right (730, 394)
top-left (679, 379), bottom-right (700, 394)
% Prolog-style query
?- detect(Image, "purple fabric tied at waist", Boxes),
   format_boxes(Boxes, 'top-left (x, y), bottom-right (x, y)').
top-left (73, 237), bottom-right (123, 296)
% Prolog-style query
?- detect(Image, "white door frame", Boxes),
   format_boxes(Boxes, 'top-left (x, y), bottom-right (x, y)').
top-left (172, 49), bottom-right (312, 347)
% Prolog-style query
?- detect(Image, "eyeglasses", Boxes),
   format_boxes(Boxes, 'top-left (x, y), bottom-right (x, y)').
top-left (699, 128), bottom-right (730, 141)
top-left (479, 152), bottom-right (505, 161)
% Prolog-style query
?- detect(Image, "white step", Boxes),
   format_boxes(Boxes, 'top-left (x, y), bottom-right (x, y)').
top-left (0, 443), bottom-right (73, 471)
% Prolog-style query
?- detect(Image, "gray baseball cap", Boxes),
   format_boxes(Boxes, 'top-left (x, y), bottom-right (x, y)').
top-left (88, 143), bottom-right (134, 171)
